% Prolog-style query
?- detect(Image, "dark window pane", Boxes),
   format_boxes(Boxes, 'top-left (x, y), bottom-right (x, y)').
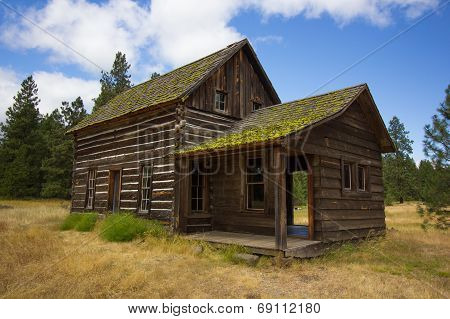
top-left (191, 198), bottom-right (197, 211)
top-left (248, 184), bottom-right (264, 209)
top-left (253, 102), bottom-right (262, 111)
top-left (343, 164), bottom-right (351, 189)
top-left (358, 166), bottom-right (365, 190)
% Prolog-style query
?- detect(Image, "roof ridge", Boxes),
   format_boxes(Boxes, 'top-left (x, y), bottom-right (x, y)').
top-left (83, 38), bottom-right (248, 120)
top-left (133, 38), bottom-right (247, 90)
top-left (251, 83), bottom-right (367, 113)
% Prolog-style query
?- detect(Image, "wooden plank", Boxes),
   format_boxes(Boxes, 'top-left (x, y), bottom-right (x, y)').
top-left (274, 146), bottom-right (287, 250)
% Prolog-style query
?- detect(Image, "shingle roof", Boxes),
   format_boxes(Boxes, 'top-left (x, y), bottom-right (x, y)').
top-left (68, 39), bottom-right (249, 132)
top-left (178, 84), bottom-right (367, 154)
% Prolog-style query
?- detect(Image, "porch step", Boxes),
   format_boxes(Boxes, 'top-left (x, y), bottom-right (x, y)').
top-left (186, 224), bottom-right (212, 233)
top-left (185, 215), bottom-right (213, 233)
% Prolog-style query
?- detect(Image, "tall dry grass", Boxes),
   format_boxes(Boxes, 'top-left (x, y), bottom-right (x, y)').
top-left (0, 200), bottom-right (448, 298)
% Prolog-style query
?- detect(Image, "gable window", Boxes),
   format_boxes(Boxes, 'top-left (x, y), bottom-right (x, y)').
top-left (215, 91), bottom-right (226, 112)
top-left (140, 165), bottom-right (152, 212)
top-left (86, 169), bottom-right (96, 209)
top-left (191, 164), bottom-right (204, 211)
top-left (252, 102), bottom-right (262, 111)
top-left (246, 157), bottom-right (264, 210)
top-left (357, 165), bottom-right (367, 191)
top-left (343, 162), bottom-right (352, 191)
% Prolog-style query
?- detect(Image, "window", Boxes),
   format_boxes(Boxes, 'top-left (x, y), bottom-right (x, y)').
top-left (357, 165), bottom-right (367, 191)
top-left (246, 158), bottom-right (264, 210)
top-left (140, 165), bottom-right (152, 212)
top-left (252, 102), bottom-right (262, 111)
top-left (86, 170), bottom-right (96, 209)
top-left (343, 163), bottom-right (352, 191)
top-left (215, 91), bottom-right (226, 112)
top-left (191, 164), bottom-right (204, 211)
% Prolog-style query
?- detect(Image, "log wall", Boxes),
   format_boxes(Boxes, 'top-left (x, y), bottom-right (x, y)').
top-left (298, 100), bottom-right (386, 241)
top-left (185, 48), bottom-right (278, 118)
top-left (71, 105), bottom-right (177, 221)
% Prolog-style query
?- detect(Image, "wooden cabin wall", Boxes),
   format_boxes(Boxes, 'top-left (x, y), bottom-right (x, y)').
top-left (185, 49), bottom-right (277, 119)
top-left (209, 151), bottom-right (275, 235)
top-left (71, 105), bottom-right (177, 221)
top-left (182, 107), bottom-right (236, 146)
top-left (297, 100), bottom-right (386, 242)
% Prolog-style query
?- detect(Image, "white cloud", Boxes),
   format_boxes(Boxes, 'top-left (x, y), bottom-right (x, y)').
top-left (251, 0), bottom-right (439, 26)
top-left (0, 68), bottom-right (20, 123)
top-left (1, 0), bottom-right (439, 76)
top-left (254, 35), bottom-right (284, 45)
top-left (33, 71), bottom-right (99, 114)
top-left (0, 68), bottom-right (99, 123)
top-left (1, 0), bottom-right (153, 74)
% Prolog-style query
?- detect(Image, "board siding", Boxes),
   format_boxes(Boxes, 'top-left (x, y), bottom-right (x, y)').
top-left (300, 101), bottom-right (386, 242)
top-left (71, 105), bottom-right (177, 222)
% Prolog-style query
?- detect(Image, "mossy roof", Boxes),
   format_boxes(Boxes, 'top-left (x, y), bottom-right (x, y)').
top-left (68, 39), bottom-right (249, 133)
top-left (178, 84), bottom-right (367, 155)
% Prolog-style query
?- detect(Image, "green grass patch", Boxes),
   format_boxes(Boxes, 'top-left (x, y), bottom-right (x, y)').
top-left (100, 213), bottom-right (167, 242)
top-left (60, 213), bottom-right (97, 232)
top-left (74, 213), bottom-right (98, 232)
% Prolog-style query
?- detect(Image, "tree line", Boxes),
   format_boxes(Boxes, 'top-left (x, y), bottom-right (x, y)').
top-left (383, 85), bottom-right (449, 229)
top-left (0, 52), bottom-right (133, 198)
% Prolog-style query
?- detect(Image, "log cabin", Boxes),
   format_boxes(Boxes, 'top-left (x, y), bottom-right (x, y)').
top-left (68, 39), bottom-right (395, 257)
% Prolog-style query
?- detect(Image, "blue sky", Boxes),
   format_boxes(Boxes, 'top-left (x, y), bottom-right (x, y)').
top-left (0, 0), bottom-right (449, 163)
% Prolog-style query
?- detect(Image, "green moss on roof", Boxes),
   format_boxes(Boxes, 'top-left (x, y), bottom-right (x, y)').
top-left (68, 39), bottom-right (248, 133)
top-left (178, 84), bottom-right (367, 155)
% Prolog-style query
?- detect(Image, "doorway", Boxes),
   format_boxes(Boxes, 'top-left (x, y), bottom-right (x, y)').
top-left (286, 155), bottom-right (313, 239)
top-left (108, 170), bottom-right (122, 212)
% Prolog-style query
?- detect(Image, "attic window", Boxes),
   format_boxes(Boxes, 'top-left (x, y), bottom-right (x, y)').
top-left (215, 91), bottom-right (226, 112)
top-left (252, 102), bottom-right (262, 111)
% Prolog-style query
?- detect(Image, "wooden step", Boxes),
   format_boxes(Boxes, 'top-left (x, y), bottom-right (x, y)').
top-left (185, 224), bottom-right (212, 233)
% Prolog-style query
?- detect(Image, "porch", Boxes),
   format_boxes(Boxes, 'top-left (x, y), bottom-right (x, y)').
top-left (185, 231), bottom-right (326, 258)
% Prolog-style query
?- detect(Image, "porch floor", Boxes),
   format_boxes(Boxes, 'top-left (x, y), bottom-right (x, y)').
top-left (185, 231), bottom-right (326, 258)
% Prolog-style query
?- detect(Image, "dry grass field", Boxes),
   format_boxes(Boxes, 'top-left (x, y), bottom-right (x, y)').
top-left (0, 199), bottom-right (448, 298)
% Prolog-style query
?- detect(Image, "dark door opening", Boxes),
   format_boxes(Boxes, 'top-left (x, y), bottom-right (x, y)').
top-left (286, 155), bottom-right (312, 238)
top-left (108, 170), bottom-right (121, 212)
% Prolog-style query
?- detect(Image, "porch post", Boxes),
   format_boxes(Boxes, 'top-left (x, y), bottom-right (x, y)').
top-left (274, 145), bottom-right (287, 250)
top-left (174, 156), bottom-right (190, 232)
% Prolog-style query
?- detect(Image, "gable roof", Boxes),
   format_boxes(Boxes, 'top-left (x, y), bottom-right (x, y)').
top-left (68, 39), bottom-right (279, 133)
top-left (178, 84), bottom-right (395, 155)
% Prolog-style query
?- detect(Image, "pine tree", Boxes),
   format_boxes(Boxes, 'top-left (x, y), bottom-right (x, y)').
top-left (0, 76), bottom-right (44, 197)
top-left (150, 72), bottom-right (161, 80)
top-left (92, 52), bottom-right (132, 113)
top-left (60, 97), bottom-right (87, 129)
top-left (41, 98), bottom-right (87, 198)
top-left (383, 116), bottom-right (418, 203)
top-left (423, 84), bottom-right (449, 167)
top-left (419, 86), bottom-right (450, 229)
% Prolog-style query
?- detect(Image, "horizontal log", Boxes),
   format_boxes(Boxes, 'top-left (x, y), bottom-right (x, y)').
top-left (314, 209), bottom-right (385, 221)
top-left (315, 218), bottom-right (386, 231)
top-left (318, 227), bottom-right (385, 242)
top-left (316, 199), bottom-right (384, 210)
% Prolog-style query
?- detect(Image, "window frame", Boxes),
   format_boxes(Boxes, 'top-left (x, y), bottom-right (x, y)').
top-left (85, 169), bottom-right (96, 209)
top-left (252, 101), bottom-right (262, 112)
top-left (139, 164), bottom-right (153, 213)
top-left (190, 162), bottom-right (205, 212)
top-left (245, 157), bottom-right (265, 211)
top-left (342, 162), bottom-right (352, 191)
top-left (214, 90), bottom-right (226, 112)
top-left (357, 165), bottom-right (369, 192)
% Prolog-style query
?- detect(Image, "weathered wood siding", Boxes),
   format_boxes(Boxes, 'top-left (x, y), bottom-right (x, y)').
top-left (299, 100), bottom-right (386, 242)
top-left (71, 105), bottom-right (177, 221)
top-left (208, 151), bottom-right (276, 235)
top-left (185, 48), bottom-right (277, 118)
